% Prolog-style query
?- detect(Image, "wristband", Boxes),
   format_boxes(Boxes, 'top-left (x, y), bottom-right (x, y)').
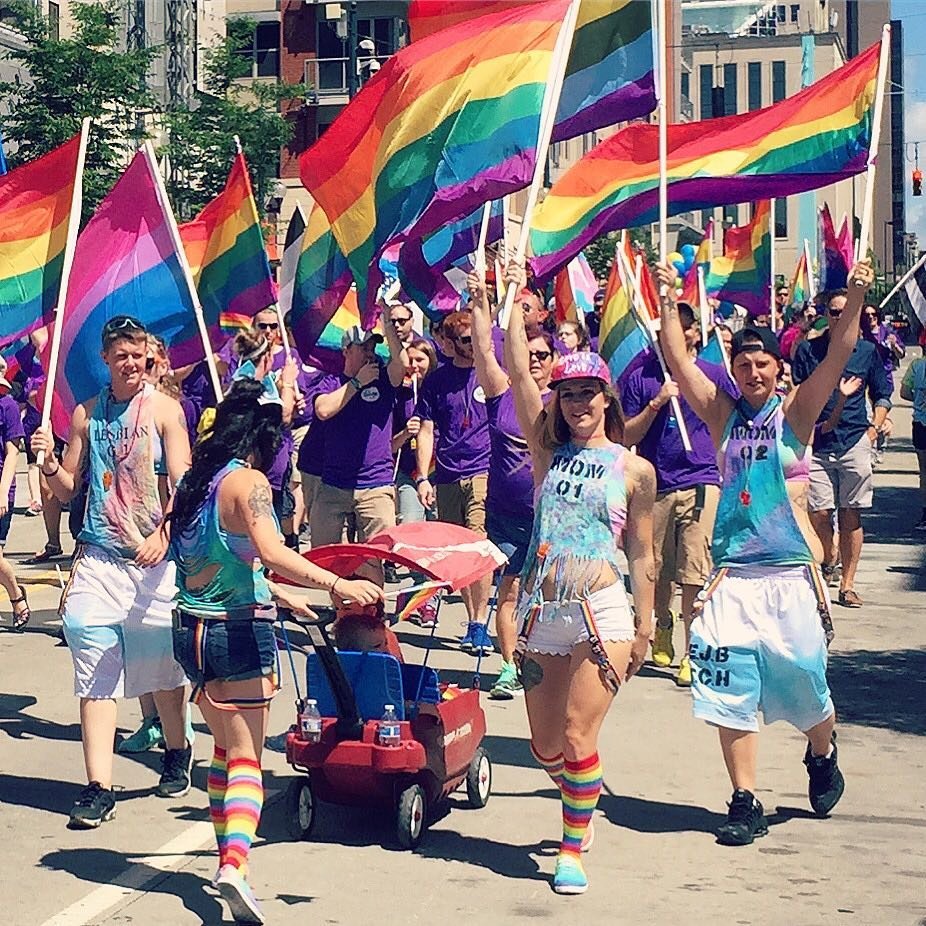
top-left (331, 577), bottom-right (341, 596)
top-left (42, 461), bottom-right (60, 478)
top-left (348, 377), bottom-right (362, 391)
top-left (415, 477), bottom-right (430, 486)
top-left (648, 399), bottom-right (662, 412)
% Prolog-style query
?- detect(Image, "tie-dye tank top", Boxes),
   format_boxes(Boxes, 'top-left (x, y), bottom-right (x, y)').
top-left (171, 460), bottom-right (274, 618)
top-left (519, 442), bottom-right (627, 607)
top-left (713, 395), bottom-right (813, 567)
top-left (80, 383), bottom-right (163, 558)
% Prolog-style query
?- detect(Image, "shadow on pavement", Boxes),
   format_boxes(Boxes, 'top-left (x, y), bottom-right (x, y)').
top-left (0, 692), bottom-right (81, 742)
top-left (0, 773), bottom-right (153, 816)
top-left (864, 485), bottom-right (923, 546)
top-left (828, 647), bottom-right (926, 736)
top-left (597, 787), bottom-right (726, 835)
top-left (40, 847), bottom-right (225, 924)
top-left (417, 830), bottom-right (550, 882)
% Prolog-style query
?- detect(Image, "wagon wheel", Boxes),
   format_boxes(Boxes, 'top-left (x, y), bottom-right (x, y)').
top-left (285, 777), bottom-right (316, 841)
top-left (466, 746), bottom-right (492, 808)
top-left (396, 783), bottom-right (428, 849)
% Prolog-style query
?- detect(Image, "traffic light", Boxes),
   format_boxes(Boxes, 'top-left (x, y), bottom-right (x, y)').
top-left (914, 169), bottom-right (922, 197)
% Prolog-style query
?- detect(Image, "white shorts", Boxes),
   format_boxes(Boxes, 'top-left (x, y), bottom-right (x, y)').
top-left (523, 583), bottom-right (635, 656)
top-left (690, 565), bottom-right (834, 733)
top-left (61, 544), bottom-right (186, 699)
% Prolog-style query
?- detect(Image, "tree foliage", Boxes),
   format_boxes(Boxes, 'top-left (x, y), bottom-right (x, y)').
top-left (582, 228), bottom-right (657, 281)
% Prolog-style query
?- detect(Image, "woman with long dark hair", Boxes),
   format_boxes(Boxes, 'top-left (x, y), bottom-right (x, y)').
top-left (169, 378), bottom-right (381, 924)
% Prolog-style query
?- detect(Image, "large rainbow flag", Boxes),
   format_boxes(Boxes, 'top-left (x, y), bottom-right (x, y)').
top-left (407, 0), bottom-right (656, 142)
top-left (47, 147), bottom-right (200, 436)
top-left (177, 151), bottom-right (276, 365)
top-left (0, 134), bottom-right (82, 345)
top-left (703, 201), bottom-right (772, 316)
top-left (554, 250), bottom-right (597, 325)
top-left (598, 236), bottom-right (649, 384)
top-left (530, 41), bottom-right (881, 281)
top-left (300, 0), bottom-right (569, 316)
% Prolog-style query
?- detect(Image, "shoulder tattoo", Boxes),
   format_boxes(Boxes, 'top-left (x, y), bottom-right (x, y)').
top-left (247, 483), bottom-right (273, 521)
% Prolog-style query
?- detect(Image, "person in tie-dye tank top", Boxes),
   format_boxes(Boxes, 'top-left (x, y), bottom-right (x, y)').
top-left (655, 259), bottom-right (875, 849)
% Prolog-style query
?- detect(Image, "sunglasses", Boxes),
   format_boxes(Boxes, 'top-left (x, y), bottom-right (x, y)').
top-left (864, 312), bottom-right (877, 319)
top-left (257, 321), bottom-right (279, 331)
top-left (529, 350), bottom-right (553, 362)
top-left (392, 315), bottom-right (412, 324)
top-left (452, 334), bottom-right (472, 345)
top-left (828, 308), bottom-right (843, 318)
top-left (103, 316), bottom-right (145, 336)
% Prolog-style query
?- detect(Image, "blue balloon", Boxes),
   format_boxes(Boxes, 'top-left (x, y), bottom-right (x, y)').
top-left (680, 244), bottom-right (697, 271)
top-left (672, 260), bottom-right (686, 277)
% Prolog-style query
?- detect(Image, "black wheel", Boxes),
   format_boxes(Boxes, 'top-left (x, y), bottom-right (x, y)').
top-left (285, 777), bottom-right (316, 840)
top-left (465, 746), bottom-right (492, 808)
top-left (396, 783), bottom-right (428, 849)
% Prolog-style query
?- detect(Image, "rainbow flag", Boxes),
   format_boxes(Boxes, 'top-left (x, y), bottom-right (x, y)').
top-left (395, 581), bottom-right (446, 621)
top-left (818, 203), bottom-right (850, 291)
top-left (300, 0), bottom-right (569, 316)
top-left (554, 250), bottom-right (597, 326)
top-left (399, 201), bottom-right (504, 319)
top-left (703, 201), bottom-right (772, 316)
top-left (0, 133), bottom-right (82, 345)
top-left (407, 0), bottom-right (656, 143)
top-left (530, 41), bottom-right (881, 280)
top-left (177, 151), bottom-right (275, 365)
top-left (679, 220), bottom-right (713, 306)
top-left (46, 147), bottom-right (200, 437)
top-left (790, 249), bottom-right (812, 310)
top-left (1, 330), bottom-right (39, 383)
top-left (598, 237), bottom-right (649, 384)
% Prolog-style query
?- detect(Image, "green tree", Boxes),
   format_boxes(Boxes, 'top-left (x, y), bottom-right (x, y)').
top-left (160, 18), bottom-right (305, 221)
top-left (582, 228), bottom-right (656, 280)
top-left (0, 0), bottom-right (157, 219)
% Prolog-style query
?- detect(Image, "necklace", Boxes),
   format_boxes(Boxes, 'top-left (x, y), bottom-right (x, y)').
top-left (99, 386), bottom-right (146, 491)
top-left (737, 396), bottom-right (779, 508)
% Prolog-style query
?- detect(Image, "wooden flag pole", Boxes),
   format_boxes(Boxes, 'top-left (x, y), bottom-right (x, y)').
top-left (475, 201), bottom-right (493, 274)
top-left (38, 117), bottom-right (91, 467)
top-left (499, 0), bottom-right (581, 329)
top-left (143, 142), bottom-right (223, 403)
top-left (855, 23), bottom-right (891, 275)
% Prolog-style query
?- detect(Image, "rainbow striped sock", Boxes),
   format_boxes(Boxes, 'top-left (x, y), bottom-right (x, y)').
top-left (207, 746), bottom-right (228, 864)
top-left (530, 742), bottom-right (564, 789)
top-left (223, 757), bottom-right (263, 872)
top-left (559, 753), bottom-right (602, 859)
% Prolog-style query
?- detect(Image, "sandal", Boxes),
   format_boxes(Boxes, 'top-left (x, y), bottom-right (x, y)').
top-left (11, 585), bottom-right (30, 631)
top-left (838, 589), bottom-right (863, 609)
top-left (24, 543), bottom-right (63, 565)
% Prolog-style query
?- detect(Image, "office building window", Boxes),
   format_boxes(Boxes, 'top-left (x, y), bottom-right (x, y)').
top-left (699, 63), bottom-right (714, 117)
top-left (774, 197), bottom-right (788, 238)
top-left (723, 63), bottom-right (737, 115)
top-left (680, 71), bottom-right (690, 103)
top-left (772, 60), bottom-right (786, 102)
top-left (236, 21), bottom-right (280, 78)
top-left (48, 1), bottom-right (59, 40)
top-left (790, 4), bottom-right (800, 23)
top-left (701, 208), bottom-right (715, 230)
top-left (723, 204), bottom-right (739, 229)
top-left (748, 61), bottom-right (762, 111)
top-left (776, 5), bottom-right (786, 23)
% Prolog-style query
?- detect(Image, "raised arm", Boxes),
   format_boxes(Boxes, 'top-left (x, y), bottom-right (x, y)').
top-left (654, 263), bottom-right (734, 442)
top-left (467, 270), bottom-right (509, 399)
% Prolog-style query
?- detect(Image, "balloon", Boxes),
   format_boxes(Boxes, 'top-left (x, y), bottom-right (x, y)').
top-left (667, 251), bottom-right (682, 265)
top-left (672, 259), bottom-right (686, 277)
top-left (680, 244), bottom-right (697, 271)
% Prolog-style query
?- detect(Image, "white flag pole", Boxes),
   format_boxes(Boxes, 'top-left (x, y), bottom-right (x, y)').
top-left (142, 142), bottom-right (223, 403)
top-left (499, 0), bottom-right (581, 329)
top-left (769, 198), bottom-right (777, 332)
top-left (855, 24), bottom-right (892, 276)
top-left (804, 237), bottom-right (816, 301)
top-left (879, 251), bottom-right (926, 309)
top-left (697, 264), bottom-right (709, 346)
top-left (39, 117), bottom-right (91, 467)
top-left (657, 0), bottom-right (669, 288)
top-left (501, 194), bottom-right (510, 262)
top-left (474, 201), bottom-right (493, 275)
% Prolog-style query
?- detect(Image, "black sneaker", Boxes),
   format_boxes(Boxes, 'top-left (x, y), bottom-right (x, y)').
top-left (803, 733), bottom-right (845, 817)
top-left (715, 789), bottom-right (768, 846)
top-left (158, 743), bottom-right (193, 797)
top-left (69, 781), bottom-right (116, 829)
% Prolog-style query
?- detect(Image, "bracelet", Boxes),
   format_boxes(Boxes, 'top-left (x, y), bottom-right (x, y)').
top-left (415, 476), bottom-right (430, 486)
top-left (348, 377), bottom-right (362, 391)
top-left (42, 461), bottom-right (60, 478)
top-left (280, 382), bottom-right (295, 391)
top-left (331, 577), bottom-right (341, 596)
top-left (648, 399), bottom-right (662, 412)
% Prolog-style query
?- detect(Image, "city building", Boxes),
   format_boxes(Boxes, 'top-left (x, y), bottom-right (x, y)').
top-left (0, 1), bottom-right (66, 87)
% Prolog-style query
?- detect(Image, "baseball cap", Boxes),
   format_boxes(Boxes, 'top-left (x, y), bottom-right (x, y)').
top-left (730, 325), bottom-right (781, 361)
top-left (549, 351), bottom-right (612, 388)
top-left (341, 325), bottom-right (384, 349)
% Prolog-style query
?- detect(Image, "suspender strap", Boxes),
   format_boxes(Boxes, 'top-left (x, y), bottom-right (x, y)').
top-left (693, 567), bottom-right (729, 614)
top-left (805, 563), bottom-right (835, 647)
top-left (513, 604), bottom-right (542, 673)
top-left (578, 598), bottom-right (621, 694)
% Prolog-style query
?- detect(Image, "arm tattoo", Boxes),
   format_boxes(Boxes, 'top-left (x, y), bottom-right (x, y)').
top-left (177, 412), bottom-right (187, 432)
top-left (247, 484), bottom-right (273, 521)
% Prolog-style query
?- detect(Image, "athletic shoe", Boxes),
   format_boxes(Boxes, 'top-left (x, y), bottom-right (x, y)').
top-left (715, 789), bottom-right (768, 846)
top-left (803, 734), bottom-right (845, 817)
top-left (184, 703), bottom-right (196, 748)
top-left (838, 589), bottom-right (863, 608)
top-left (68, 781), bottom-right (116, 829)
top-left (158, 743), bottom-right (193, 798)
top-left (821, 562), bottom-right (841, 589)
top-left (117, 715), bottom-right (164, 754)
top-left (553, 855), bottom-right (588, 895)
top-left (468, 622), bottom-right (495, 656)
top-left (416, 602), bottom-right (438, 628)
top-left (489, 661), bottom-right (523, 700)
top-left (651, 615), bottom-right (675, 668)
top-left (675, 656), bottom-right (692, 688)
top-left (216, 864), bottom-right (265, 924)
top-left (459, 622), bottom-right (478, 652)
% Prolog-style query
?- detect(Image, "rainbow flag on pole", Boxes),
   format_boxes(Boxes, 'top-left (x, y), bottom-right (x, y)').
top-left (530, 41), bottom-right (882, 280)
top-left (790, 248), bottom-right (812, 310)
top-left (703, 201), bottom-right (772, 316)
top-left (177, 150), bottom-right (275, 364)
top-left (554, 250), bottom-right (597, 325)
top-left (0, 133), bottom-right (83, 344)
top-left (679, 220), bottom-right (713, 306)
top-left (598, 236), bottom-right (649, 384)
top-left (300, 0), bottom-right (570, 316)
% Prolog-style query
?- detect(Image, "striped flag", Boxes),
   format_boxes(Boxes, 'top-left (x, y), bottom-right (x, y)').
top-left (680, 220), bottom-right (713, 306)
top-left (904, 260), bottom-right (926, 329)
top-left (553, 250), bottom-right (597, 325)
top-left (598, 236), bottom-right (649, 384)
top-left (704, 201), bottom-right (772, 316)
top-left (395, 581), bottom-right (446, 621)
top-left (278, 204), bottom-right (307, 315)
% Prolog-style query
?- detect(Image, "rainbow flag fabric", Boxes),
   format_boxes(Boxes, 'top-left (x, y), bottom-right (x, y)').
top-left (395, 581), bottom-right (446, 621)
top-left (408, 0), bottom-right (656, 143)
top-left (679, 220), bottom-right (713, 306)
top-left (300, 0), bottom-right (569, 316)
top-left (703, 201), bottom-right (772, 316)
top-left (177, 151), bottom-right (276, 365)
top-left (47, 148), bottom-right (199, 436)
top-left (0, 134), bottom-right (82, 345)
top-left (598, 237), bottom-right (649, 384)
top-left (399, 201), bottom-right (504, 319)
top-left (817, 204), bottom-right (852, 291)
top-left (790, 249), bottom-right (812, 310)
top-left (530, 41), bottom-right (881, 280)
top-left (554, 250), bottom-right (597, 326)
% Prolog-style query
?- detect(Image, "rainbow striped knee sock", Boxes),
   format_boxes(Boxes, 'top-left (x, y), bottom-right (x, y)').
top-left (223, 757), bottom-right (264, 872)
top-left (530, 742), bottom-right (565, 789)
top-left (207, 746), bottom-right (228, 864)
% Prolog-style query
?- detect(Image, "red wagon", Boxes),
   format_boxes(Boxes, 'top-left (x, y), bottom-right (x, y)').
top-left (280, 522), bottom-right (507, 849)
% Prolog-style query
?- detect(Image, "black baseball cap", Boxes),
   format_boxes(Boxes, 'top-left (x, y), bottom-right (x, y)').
top-left (730, 325), bottom-right (781, 361)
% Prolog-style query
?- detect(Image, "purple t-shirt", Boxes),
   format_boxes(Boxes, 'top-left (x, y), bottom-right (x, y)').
top-left (0, 395), bottom-right (25, 507)
top-left (621, 355), bottom-right (737, 493)
top-left (393, 384), bottom-right (417, 478)
top-left (295, 371), bottom-right (329, 478)
top-left (180, 361), bottom-right (215, 421)
top-left (315, 367), bottom-right (396, 490)
top-left (486, 389), bottom-right (536, 521)
top-left (416, 363), bottom-right (490, 483)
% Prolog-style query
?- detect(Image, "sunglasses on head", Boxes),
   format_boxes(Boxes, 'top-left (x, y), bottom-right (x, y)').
top-left (103, 316), bottom-right (145, 337)
top-left (257, 321), bottom-right (279, 331)
top-left (529, 349), bottom-right (552, 361)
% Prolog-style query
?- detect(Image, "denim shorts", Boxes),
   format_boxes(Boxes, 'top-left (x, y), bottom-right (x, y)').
top-left (172, 610), bottom-right (278, 688)
top-left (486, 510), bottom-right (533, 576)
top-left (0, 509), bottom-right (12, 546)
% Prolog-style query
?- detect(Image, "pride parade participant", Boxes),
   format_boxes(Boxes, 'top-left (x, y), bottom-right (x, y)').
top-left (655, 260), bottom-right (874, 846)
top-left (31, 315), bottom-right (193, 828)
top-left (505, 266), bottom-right (655, 895)
top-left (169, 377), bottom-right (381, 924)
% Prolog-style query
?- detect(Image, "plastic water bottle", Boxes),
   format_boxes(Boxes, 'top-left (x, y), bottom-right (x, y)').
top-left (378, 704), bottom-right (401, 747)
top-left (300, 699), bottom-right (322, 744)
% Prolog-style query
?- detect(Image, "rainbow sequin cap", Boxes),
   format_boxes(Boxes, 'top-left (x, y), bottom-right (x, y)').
top-left (549, 351), bottom-right (612, 388)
